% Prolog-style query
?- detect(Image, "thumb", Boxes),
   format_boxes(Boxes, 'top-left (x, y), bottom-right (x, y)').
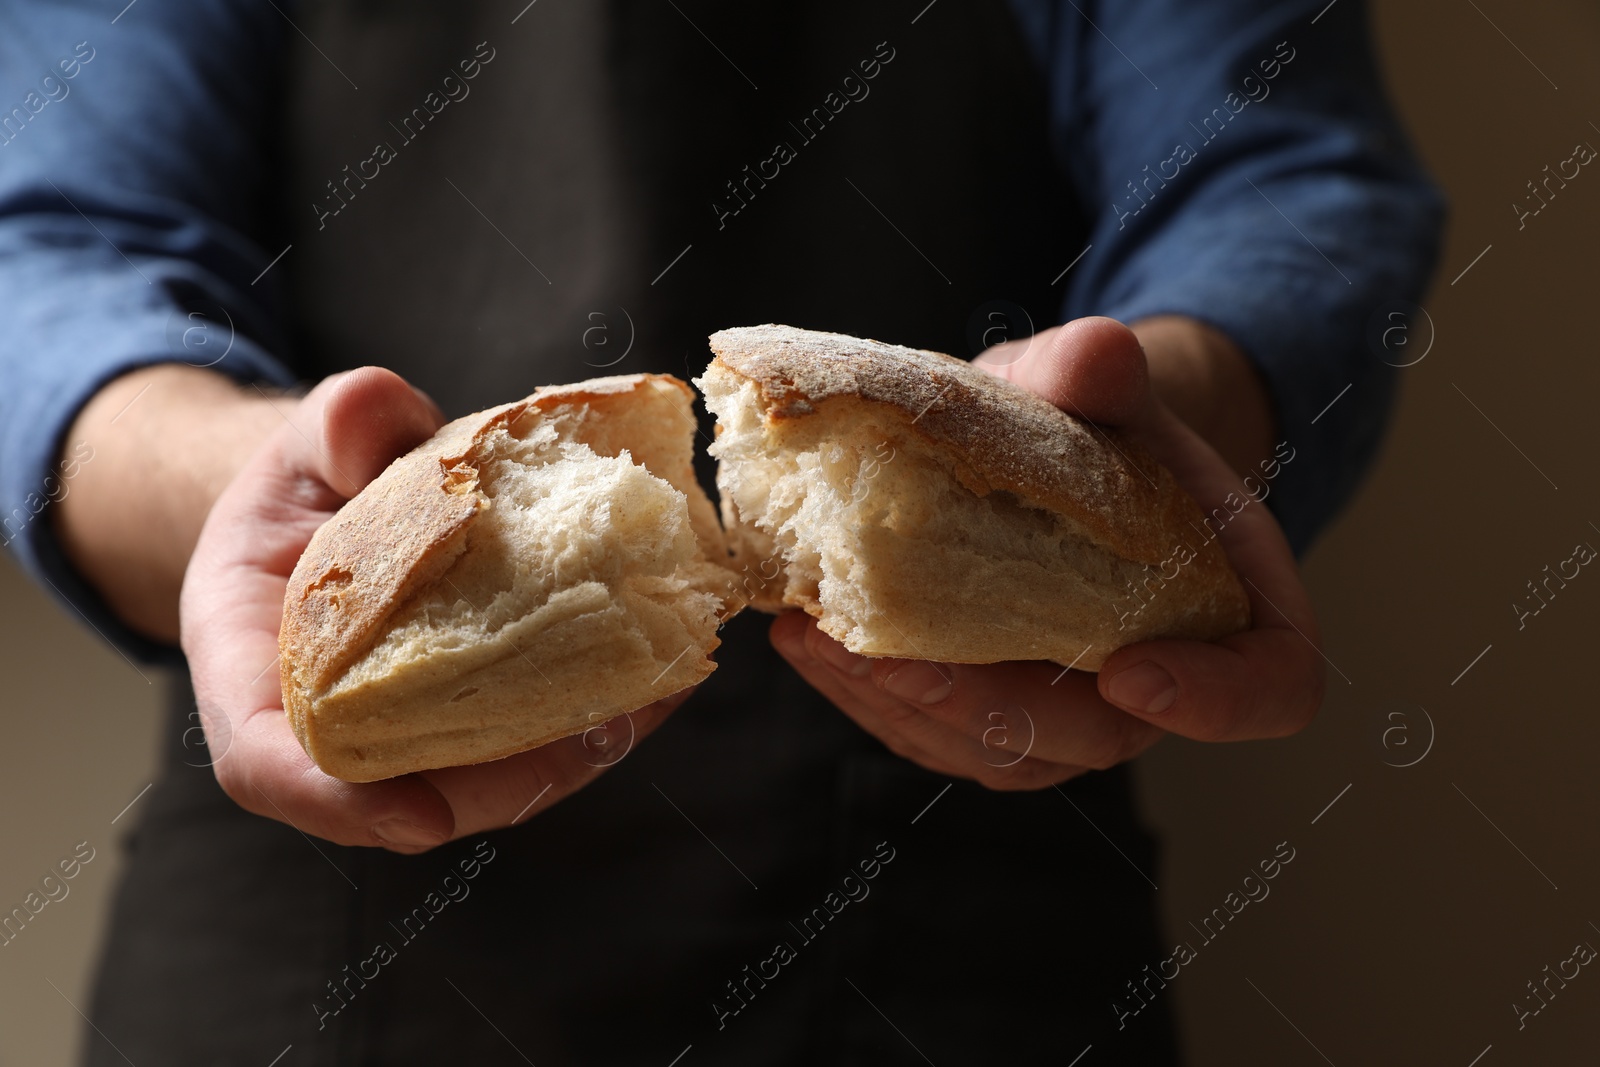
top-left (294, 367), bottom-right (447, 499)
top-left (974, 316), bottom-right (1150, 428)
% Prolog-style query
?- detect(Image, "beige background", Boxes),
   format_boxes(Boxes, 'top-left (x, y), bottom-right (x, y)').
top-left (3, 0), bottom-right (1598, 1063)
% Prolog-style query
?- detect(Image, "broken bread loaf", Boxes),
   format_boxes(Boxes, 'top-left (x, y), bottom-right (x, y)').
top-left (696, 324), bottom-right (1250, 671)
top-left (280, 374), bottom-right (736, 783)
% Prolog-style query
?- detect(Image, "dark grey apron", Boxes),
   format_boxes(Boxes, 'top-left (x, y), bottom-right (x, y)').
top-left (87, 3), bottom-right (1179, 1063)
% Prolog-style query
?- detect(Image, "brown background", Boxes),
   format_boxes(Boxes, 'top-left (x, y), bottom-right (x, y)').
top-left (2, 1), bottom-right (1598, 1063)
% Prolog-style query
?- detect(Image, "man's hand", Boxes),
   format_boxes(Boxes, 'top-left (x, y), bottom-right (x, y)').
top-left (769, 316), bottom-right (1325, 790)
top-left (176, 367), bottom-right (692, 852)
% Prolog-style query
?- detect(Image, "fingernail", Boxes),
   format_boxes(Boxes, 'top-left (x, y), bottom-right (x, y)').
top-left (373, 819), bottom-right (446, 849)
top-left (881, 662), bottom-right (954, 705)
top-left (1106, 662), bottom-right (1179, 714)
top-left (814, 634), bottom-right (873, 677)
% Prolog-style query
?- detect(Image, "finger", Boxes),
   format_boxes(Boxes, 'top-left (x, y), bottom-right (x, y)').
top-left (1095, 402), bottom-right (1326, 742)
top-left (179, 569), bottom-right (455, 850)
top-left (197, 589), bottom-right (692, 851)
top-left (418, 687), bottom-right (693, 839)
top-left (975, 316), bottom-right (1150, 427)
top-left (786, 609), bottom-right (1161, 771)
top-left (957, 313), bottom-right (1319, 747)
top-left (409, 384), bottom-right (448, 428)
top-left (871, 658), bottom-right (1163, 773)
top-left (979, 312), bottom-right (1315, 648)
top-left (1099, 627), bottom-right (1326, 743)
top-left (207, 646), bottom-right (696, 852)
top-left (293, 366), bottom-right (448, 499)
top-left (204, 675), bottom-right (458, 852)
top-left (981, 317), bottom-right (1324, 742)
top-left (769, 613), bottom-right (974, 778)
top-left (1135, 400), bottom-right (1310, 620)
top-left (774, 614), bottom-right (1129, 789)
top-left (222, 368), bottom-right (451, 574)
top-left (850, 649), bottom-right (1164, 773)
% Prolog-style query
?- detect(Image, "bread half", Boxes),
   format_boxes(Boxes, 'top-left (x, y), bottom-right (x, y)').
top-left (280, 374), bottom-right (735, 782)
top-left (696, 325), bottom-right (1250, 671)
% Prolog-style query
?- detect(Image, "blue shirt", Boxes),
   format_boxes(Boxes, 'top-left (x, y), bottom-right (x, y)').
top-left (0, 0), bottom-right (1445, 660)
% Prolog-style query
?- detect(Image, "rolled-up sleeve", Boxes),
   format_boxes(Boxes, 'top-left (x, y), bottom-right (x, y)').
top-left (1017, 0), bottom-right (1446, 553)
top-left (0, 0), bottom-right (296, 659)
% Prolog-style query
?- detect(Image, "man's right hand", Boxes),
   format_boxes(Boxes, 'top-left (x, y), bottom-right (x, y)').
top-left (64, 365), bottom-right (691, 852)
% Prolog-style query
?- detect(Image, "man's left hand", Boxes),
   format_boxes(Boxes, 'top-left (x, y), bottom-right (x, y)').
top-left (769, 316), bottom-right (1326, 790)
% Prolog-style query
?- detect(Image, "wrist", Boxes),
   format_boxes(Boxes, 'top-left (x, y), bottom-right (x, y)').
top-left (1129, 314), bottom-right (1277, 479)
top-left (53, 364), bottom-right (296, 642)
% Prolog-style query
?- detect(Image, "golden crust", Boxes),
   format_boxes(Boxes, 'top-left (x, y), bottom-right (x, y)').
top-left (708, 325), bottom-right (1193, 563)
top-left (280, 406), bottom-right (496, 744)
top-left (278, 373), bottom-right (717, 771)
top-left (704, 325), bottom-right (1250, 661)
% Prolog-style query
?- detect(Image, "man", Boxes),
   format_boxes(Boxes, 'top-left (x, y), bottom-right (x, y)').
top-left (0, 0), bottom-right (1441, 1062)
